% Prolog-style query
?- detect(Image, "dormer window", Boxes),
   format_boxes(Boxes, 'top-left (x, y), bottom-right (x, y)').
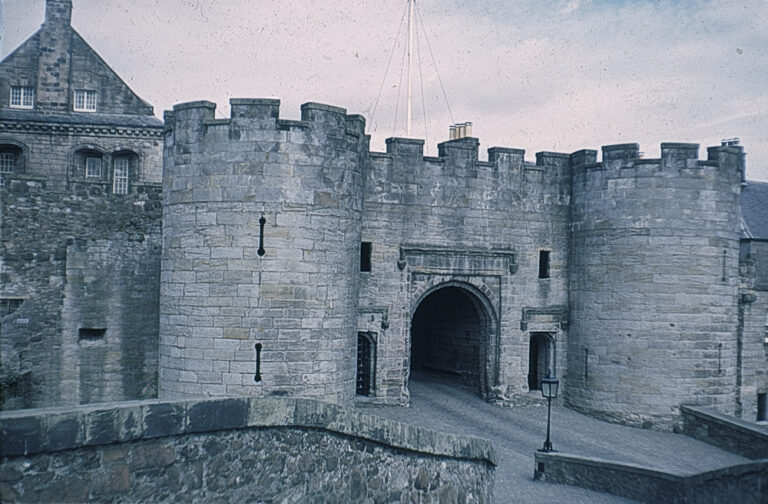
top-left (10, 86), bottom-right (34, 109)
top-left (74, 90), bottom-right (97, 112)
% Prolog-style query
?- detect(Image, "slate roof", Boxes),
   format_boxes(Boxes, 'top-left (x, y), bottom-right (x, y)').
top-left (742, 180), bottom-right (768, 239)
top-left (0, 109), bottom-right (163, 129)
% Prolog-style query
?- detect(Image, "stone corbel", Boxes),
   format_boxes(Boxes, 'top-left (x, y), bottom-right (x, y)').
top-left (508, 255), bottom-right (518, 275)
top-left (397, 247), bottom-right (407, 271)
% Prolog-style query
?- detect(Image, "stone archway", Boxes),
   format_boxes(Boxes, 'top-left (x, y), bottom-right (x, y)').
top-left (408, 282), bottom-right (498, 399)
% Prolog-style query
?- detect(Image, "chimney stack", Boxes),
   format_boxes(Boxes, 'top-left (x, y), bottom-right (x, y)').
top-left (45, 0), bottom-right (72, 27)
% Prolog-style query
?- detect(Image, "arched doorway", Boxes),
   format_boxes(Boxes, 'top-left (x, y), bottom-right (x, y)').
top-left (409, 284), bottom-right (497, 397)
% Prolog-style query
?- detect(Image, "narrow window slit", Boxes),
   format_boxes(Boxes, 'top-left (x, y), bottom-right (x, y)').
top-left (257, 216), bottom-right (266, 257)
top-left (360, 242), bottom-right (372, 272)
top-left (539, 250), bottom-right (550, 279)
top-left (254, 342), bottom-right (262, 382)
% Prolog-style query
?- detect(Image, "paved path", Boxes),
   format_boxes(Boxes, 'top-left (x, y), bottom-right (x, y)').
top-left (357, 371), bottom-right (747, 503)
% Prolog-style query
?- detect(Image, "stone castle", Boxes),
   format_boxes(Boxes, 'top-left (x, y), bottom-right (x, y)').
top-left (2, 0), bottom-right (767, 430)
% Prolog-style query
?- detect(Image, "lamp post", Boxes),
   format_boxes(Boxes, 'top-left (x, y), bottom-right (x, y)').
top-left (539, 371), bottom-right (559, 453)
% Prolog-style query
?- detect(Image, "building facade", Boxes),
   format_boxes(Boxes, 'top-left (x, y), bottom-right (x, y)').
top-left (0, 0), bottom-right (163, 409)
top-left (159, 99), bottom-right (767, 429)
top-left (2, 0), bottom-right (766, 430)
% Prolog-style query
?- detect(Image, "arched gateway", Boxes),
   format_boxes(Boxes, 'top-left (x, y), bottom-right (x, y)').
top-left (408, 282), bottom-right (499, 399)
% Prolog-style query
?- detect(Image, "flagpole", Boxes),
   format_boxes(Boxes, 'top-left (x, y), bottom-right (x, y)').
top-left (406, 0), bottom-right (414, 137)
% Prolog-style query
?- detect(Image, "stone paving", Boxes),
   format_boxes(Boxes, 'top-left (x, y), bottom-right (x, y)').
top-left (358, 371), bottom-right (748, 503)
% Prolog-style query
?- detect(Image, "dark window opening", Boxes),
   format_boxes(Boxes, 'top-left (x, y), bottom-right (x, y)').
top-left (758, 393), bottom-right (767, 422)
top-left (360, 242), bottom-right (372, 272)
top-left (528, 332), bottom-right (554, 390)
top-left (0, 298), bottom-right (24, 316)
top-left (538, 250), bottom-right (550, 278)
top-left (356, 332), bottom-right (376, 396)
top-left (79, 328), bottom-right (106, 341)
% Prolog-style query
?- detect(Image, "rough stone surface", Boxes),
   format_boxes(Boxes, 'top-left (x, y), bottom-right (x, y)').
top-left (568, 144), bottom-right (745, 428)
top-left (0, 0), bottom-right (163, 410)
top-left (0, 177), bottom-right (162, 409)
top-left (0, 396), bottom-right (495, 503)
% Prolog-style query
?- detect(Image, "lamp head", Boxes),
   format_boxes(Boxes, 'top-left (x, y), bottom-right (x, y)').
top-left (541, 372), bottom-right (559, 399)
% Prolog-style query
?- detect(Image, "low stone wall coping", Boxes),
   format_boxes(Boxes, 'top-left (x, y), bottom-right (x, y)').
top-left (681, 405), bottom-right (768, 440)
top-left (534, 450), bottom-right (768, 503)
top-left (0, 397), bottom-right (496, 465)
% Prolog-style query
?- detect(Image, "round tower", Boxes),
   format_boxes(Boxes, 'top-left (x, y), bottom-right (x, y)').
top-left (159, 99), bottom-right (367, 403)
top-left (568, 142), bottom-right (745, 428)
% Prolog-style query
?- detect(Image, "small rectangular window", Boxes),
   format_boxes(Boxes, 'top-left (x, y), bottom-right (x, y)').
top-left (360, 242), bottom-right (372, 272)
top-left (538, 250), bottom-right (550, 279)
top-left (113, 158), bottom-right (129, 194)
top-left (0, 153), bottom-right (14, 174)
top-left (0, 298), bottom-right (24, 316)
top-left (85, 157), bottom-right (102, 178)
top-left (78, 328), bottom-right (106, 341)
top-left (74, 90), bottom-right (97, 112)
top-left (10, 86), bottom-right (34, 108)
top-left (758, 393), bottom-right (767, 422)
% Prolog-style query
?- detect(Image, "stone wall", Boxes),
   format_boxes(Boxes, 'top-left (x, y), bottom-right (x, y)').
top-left (0, 397), bottom-right (496, 503)
top-left (0, 119), bottom-right (163, 191)
top-left (681, 405), bottom-right (768, 459)
top-left (361, 139), bottom-right (571, 403)
top-left (0, 178), bottom-right (161, 409)
top-left (533, 450), bottom-right (767, 504)
top-left (739, 239), bottom-right (768, 422)
top-left (160, 100), bottom-right (368, 403)
top-left (568, 143), bottom-right (744, 428)
top-left (0, 0), bottom-right (154, 118)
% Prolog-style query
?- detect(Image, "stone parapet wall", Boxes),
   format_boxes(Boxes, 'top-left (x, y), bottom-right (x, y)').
top-left (534, 451), bottom-right (767, 504)
top-left (568, 143), bottom-right (745, 428)
top-left (681, 405), bottom-right (768, 459)
top-left (0, 397), bottom-right (496, 502)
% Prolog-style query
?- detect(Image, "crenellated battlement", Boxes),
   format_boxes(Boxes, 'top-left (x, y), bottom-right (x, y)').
top-left (570, 141), bottom-right (745, 187)
top-left (164, 99), bottom-right (367, 146)
top-left (164, 98), bottom-right (746, 192)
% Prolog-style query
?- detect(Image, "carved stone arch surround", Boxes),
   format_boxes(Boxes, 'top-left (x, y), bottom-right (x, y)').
top-left (410, 276), bottom-right (500, 321)
top-left (407, 275), bottom-right (503, 401)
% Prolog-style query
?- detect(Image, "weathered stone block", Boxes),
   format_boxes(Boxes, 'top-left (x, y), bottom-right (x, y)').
top-left (186, 398), bottom-right (248, 433)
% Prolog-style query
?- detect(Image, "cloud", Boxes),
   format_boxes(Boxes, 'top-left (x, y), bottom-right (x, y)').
top-left (2, 0), bottom-right (767, 180)
top-left (559, 0), bottom-right (581, 16)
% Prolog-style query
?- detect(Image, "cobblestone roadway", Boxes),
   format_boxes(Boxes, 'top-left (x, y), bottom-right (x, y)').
top-left (358, 372), bottom-right (747, 503)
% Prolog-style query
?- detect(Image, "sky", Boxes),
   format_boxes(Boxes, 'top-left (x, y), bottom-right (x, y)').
top-left (2, 0), bottom-right (767, 180)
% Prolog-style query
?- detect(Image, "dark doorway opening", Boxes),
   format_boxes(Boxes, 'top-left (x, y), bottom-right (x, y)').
top-left (410, 286), bottom-right (484, 392)
top-left (528, 332), bottom-right (554, 390)
top-left (356, 332), bottom-right (376, 396)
